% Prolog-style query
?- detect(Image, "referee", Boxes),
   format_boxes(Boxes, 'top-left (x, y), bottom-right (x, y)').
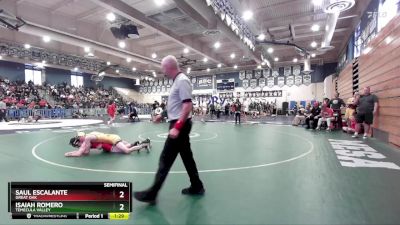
top-left (134, 55), bottom-right (204, 204)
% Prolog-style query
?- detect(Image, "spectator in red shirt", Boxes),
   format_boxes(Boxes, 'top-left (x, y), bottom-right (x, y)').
top-left (39, 99), bottom-right (47, 108)
top-left (316, 102), bottom-right (334, 131)
top-left (107, 100), bottom-right (116, 125)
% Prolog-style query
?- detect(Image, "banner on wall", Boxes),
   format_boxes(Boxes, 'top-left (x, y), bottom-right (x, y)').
top-left (244, 90), bottom-right (283, 98)
top-left (167, 85), bottom-right (171, 92)
top-left (267, 77), bottom-right (274, 88)
top-left (191, 77), bottom-right (197, 84)
top-left (303, 75), bottom-right (311, 85)
top-left (242, 79), bottom-right (249, 89)
top-left (196, 76), bottom-right (213, 88)
top-left (157, 86), bottom-right (161, 93)
top-left (293, 65), bottom-right (301, 75)
top-left (284, 66), bottom-right (291, 76)
top-left (272, 69), bottom-right (279, 77)
top-left (169, 79), bottom-right (173, 85)
top-left (219, 92), bottom-right (234, 99)
top-left (259, 78), bottom-right (266, 88)
top-left (263, 69), bottom-right (270, 77)
top-left (277, 77), bottom-right (285, 87)
top-left (161, 86), bottom-right (166, 93)
top-left (254, 70), bottom-right (262, 79)
top-left (239, 71), bottom-right (246, 80)
top-left (139, 86), bottom-right (143, 93)
top-left (152, 86), bottom-right (156, 93)
top-left (294, 75), bottom-right (303, 86)
top-left (216, 78), bottom-right (235, 91)
top-left (163, 78), bottom-right (168, 85)
top-left (250, 79), bottom-right (257, 89)
top-left (245, 70), bottom-right (253, 79)
top-left (286, 76), bottom-right (294, 87)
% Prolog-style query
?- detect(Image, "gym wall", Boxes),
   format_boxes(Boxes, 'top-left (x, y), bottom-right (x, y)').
top-left (337, 15), bottom-right (400, 146)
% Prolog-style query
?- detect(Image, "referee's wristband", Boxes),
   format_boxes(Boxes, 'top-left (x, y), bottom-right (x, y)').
top-left (174, 120), bottom-right (184, 130)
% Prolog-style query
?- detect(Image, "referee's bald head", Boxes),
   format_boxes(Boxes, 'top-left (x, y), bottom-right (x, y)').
top-left (161, 55), bottom-right (180, 78)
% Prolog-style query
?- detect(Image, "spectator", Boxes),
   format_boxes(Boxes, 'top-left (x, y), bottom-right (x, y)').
top-left (316, 103), bottom-right (334, 131)
top-left (292, 105), bottom-right (309, 126)
top-left (215, 103), bottom-right (221, 119)
top-left (0, 97), bottom-right (8, 122)
top-left (234, 99), bottom-right (241, 124)
top-left (39, 99), bottom-right (47, 108)
top-left (353, 87), bottom-right (379, 139)
top-left (305, 102), bottom-right (321, 129)
top-left (330, 92), bottom-right (346, 127)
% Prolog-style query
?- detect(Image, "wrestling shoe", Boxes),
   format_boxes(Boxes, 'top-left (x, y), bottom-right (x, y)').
top-left (133, 191), bottom-right (157, 205)
top-left (131, 141), bottom-right (140, 147)
top-left (141, 138), bottom-right (151, 152)
top-left (181, 186), bottom-right (205, 195)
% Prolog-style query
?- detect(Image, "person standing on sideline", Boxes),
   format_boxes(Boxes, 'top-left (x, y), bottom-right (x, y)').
top-left (353, 87), bottom-right (379, 139)
top-left (329, 92), bottom-right (346, 128)
top-left (0, 97), bottom-right (8, 122)
top-left (107, 100), bottom-right (116, 125)
top-left (134, 55), bottom-right (204, 204)
top-left (234, 98), bottom-right (242, 124)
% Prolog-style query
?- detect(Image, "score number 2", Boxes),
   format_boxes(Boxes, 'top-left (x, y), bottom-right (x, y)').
top-left (118, 191), bottom-right (126, 211)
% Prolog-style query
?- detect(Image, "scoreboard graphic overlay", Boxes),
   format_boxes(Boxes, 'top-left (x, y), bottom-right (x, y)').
top-left (9, 182), bottom-right (132, 220)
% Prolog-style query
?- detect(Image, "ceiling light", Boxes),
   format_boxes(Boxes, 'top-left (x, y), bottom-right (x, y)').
top-left (99, 71), bottom-right (105, 76)
top-left (106, 12), bottom-right (116, 22)
top-left (261, 62), bottom-right (266, 66)
top-left (24, 44), bottom-right (31, 49)
top-left (118, 41), bottom-right (126, 48)
top-left (274, 57), bottom-right (279, 61)
top-left (84, 46), bottom-right (90, 53)
top-left (154, 0), bottom-right (165, 6)
top-left (74, 67), bottom-right (78, 71)
top-left (153, 71), bottom-right (157, 77)
top-left (230, 53), bottom-right (236, 59)
top-left (126, 58), bottom-right (132, 63)
top-left (311, 53), bottom-right (316, 58)
top-left (87, 52), bottom-right (94, 57)
top-left (385, 36), bottom-right (393, 44)
top-left (234, 64), bottom-right (238, 69)
top-left (207, 68), bottom-right (210, 72)
top-left (312, 0), bottom-right (323, 6)
top-left (116, 69), bottom-right (120, 73)
top-left (214, 41), bottom-right (221, 49)
top-left (363, 47), bottom-right (372, 55)
top-left (183, 48), bottom-right (189, 54)
top-left (151, 53), bottom-right (157, 59)
top-left (293, 58), bottom-right (298, 63)
top-left (0, 56), bottom-right (2, 60)
top-left (217, 63), bottom-right (222, 68)
top-left (42, 36), bottom-right (51, 42)
top-left (242, 10), bottom-right (253, 21)
top-left (106, 61), bottom-right (111, 65)
top-left (267, 47), bottom-right (274, 53)
top-left (257, 65), bottom-right (262, 69)
top-left (132, 67), bottom-right (137, 71)
top-left (311, 24), bottom-right (320, 32)
top-left (203, 57), bottom-right (208, 63)
top-left (257, 33), bottom-right (265, 41)
top-left (311, 41), bottom-right (317, 48)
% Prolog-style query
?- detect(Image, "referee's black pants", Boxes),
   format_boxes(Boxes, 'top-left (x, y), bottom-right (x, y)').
top-left (149, 119), bottom-right (203, 195)
top-left (0, 109), bottom-right (7, 122)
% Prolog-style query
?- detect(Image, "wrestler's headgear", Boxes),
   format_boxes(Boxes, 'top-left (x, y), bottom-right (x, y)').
top-left (69, 132), bottom-right (85, 147)
top-left (69, 137), bottom-right (80, 147)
